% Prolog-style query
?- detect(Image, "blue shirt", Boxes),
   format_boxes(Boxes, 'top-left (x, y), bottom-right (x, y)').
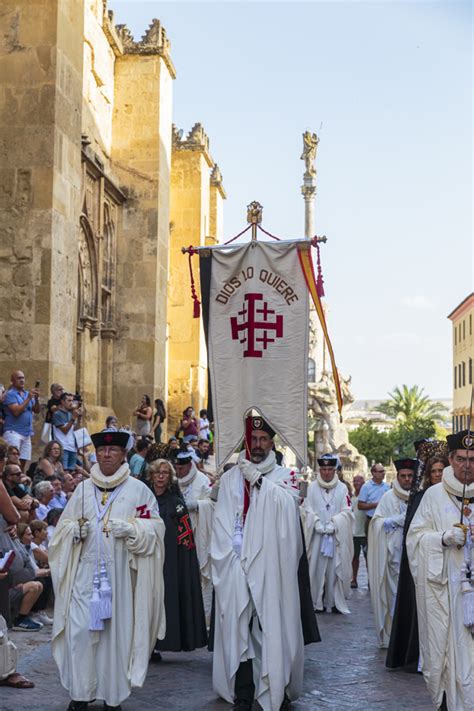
top-left (129, 453), bottom-right (146, 477)
top-left (358, 479), bottom-right (390, 517)
top-left (3, 388), bottom-right (34, 436)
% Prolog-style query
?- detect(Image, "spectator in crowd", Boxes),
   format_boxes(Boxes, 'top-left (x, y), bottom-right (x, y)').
top-left (46, 508), bottom-right (62, 544)
top-left (34, 441), bottom-right (65, 482)
top-left (3, 371), bottom-right (40, 470)
top-left (9, 558), bottom-right (44, 631)
top-left (129, 438), bottom-right (151, 477)
top-left (0, 460), bottom-right (21, 628)
top-left (134, 394), bottom-right (153, 436)
top-left (198, 409), bottom-right (211, 440)
top-left (16, 523), bottom-right (53, 626)
top-left (34, 481), bottom-right (55, 521)
top-left (351, 474), bottom-right (367, 589)
top-left (0, 383), bottom-right (6, 436)
top-left (51, 392), bottom-right (83, 471)
top-left (62, 471), bottom-right (76, 500)
top-left (6, 445), bottom-right (21, 467)
top-left (358, 463), bottom-right (390, 542)
top-left (45, 384), bottom-right (65, 423)
top-left (183, 434), bottom-right (199, 452)
top-left (3, 464), bottom-right (37, 523)
top-left (48, 475), bottom-right (67, 509)
top-left (105, 415), bottom-right (118, 430)
top-left (180, 407), bottom-right (199, 439)
top-left (152, 399), bottom-right (166, 444)
top-left (167, 436), bottom-right (180, 453)
top-left (30, 520), bottom-right (50, 563)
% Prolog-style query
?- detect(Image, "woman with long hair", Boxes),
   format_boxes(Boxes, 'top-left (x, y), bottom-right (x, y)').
top-left (35, 440), bottom-right (65, 481)
top-left (133, 395), bottom-right (153, 436)
top-left (148, 458), bottom-right (207, 659)
top-left (152, 399), bottom-right (166, 444)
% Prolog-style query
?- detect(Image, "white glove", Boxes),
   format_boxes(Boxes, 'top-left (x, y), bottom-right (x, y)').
top-left (383, 518), bottom-right (398, 532)
top-left (315, 520), bottom-right (325, 535)
top-left (109, 519), bottom-right (136, 539)
top-left (73, 520), bottom-right (89, 541)
top-left (442, 527), bottom-right (466, 547)
top-left (186, 499), bottom-right (198, 512)
top-left (240, 458), bottom-right (261, 486)
top-left (392, 512), bottom-right (406, 527)
top-left (325, 522), bottom-right (335, 535)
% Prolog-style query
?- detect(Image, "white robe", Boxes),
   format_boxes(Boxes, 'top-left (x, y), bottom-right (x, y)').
top-left (303, 478), bottom-right (354, 613)
top-left (178, 466), bottom-right (214, 588)
top-left (50, 469), bottom-right (166, 706)
top-left (211, 456), bottom-right (304, 711)
top-left (406, 471), bottom-right (474, 711)
top-left (367, 486), bottom-right (408, 648)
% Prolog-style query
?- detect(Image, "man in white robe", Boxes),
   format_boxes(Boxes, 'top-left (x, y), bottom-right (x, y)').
top-left (175, 450), bottom-right (214, 597)
top-left (367, 458), bottom-right (415, 648)
top-left (50, 430), bottom-right (166, 711)
top-left (407, 429), bottom-right (474, 711)
top-left (211, 416), bottom-right (317, 711)
top-left (303, 453), bottom-right (354, 614)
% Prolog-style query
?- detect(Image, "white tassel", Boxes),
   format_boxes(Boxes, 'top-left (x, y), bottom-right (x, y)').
top-left (461, 582), bottom-right (474, 629)
top-left (89, 574), bottom-right (104, 631)
top-left (98, 562), bottom-right (112, 620)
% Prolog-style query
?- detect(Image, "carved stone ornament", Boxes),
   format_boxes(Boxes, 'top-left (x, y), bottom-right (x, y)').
top-left (246, 201), bottom-right (263, 225)
top-left (210, 163), bottom-right (223, 186)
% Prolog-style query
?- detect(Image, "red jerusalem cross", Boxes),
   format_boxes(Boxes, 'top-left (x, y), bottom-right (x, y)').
top-left (230, 293), bottom-right (283, 358)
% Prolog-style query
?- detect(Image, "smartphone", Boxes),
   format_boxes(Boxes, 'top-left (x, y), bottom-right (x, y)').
top-left (35, 380), bottom-right (41, 388)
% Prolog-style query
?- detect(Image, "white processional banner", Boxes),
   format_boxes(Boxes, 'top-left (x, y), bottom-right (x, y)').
top-left (204, 241), bottom-right (309, 468)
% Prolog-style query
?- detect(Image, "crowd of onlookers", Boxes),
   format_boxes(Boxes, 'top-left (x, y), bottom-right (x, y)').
top-left (0, 369), bottom-right (215, 690)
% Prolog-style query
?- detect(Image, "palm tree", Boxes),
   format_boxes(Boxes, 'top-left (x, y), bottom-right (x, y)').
top-left (374, 385), bottom-right (447, 423)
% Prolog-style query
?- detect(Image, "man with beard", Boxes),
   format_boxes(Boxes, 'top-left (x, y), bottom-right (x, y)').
top-left (407, 429), bottom-right (474, 711)
top-left (211, 416), bottom-right (319, 711)
top-left (49, 430), bottom-right (166, 710)
top-left (367, 459), bottom-right (416, 648)
top-left (303, 454), bottom-right (354, 614)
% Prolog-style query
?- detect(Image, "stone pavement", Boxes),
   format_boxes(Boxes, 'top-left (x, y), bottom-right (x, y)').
top-left (2, 562), bottom-right (432, 711)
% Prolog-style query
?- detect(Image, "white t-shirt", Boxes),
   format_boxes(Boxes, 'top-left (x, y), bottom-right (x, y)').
top-left (199, 417), bottom-right (210, 440)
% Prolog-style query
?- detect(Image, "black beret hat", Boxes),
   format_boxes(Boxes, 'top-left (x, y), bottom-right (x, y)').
top-left (91, 431), bottom-right (130, 449)
top-left (394, 458), bottom-right (418, 472)
top-left (249, 416), bottom-right (275, 438)
top-left (446, 429), bottom-right (474, 452)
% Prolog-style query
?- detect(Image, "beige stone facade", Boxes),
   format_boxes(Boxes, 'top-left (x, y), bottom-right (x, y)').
top-left (0, 0), bottom-right (225, 436)
top-left (448, 293), bottom-right (474, 432)
top-left (167, 125), bottom-right (226, 433)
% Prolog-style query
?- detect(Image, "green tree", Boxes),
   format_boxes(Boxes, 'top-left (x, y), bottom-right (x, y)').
top-left (349, 419), bottom-right (393, 465)
top-left (375, 385), bottom-right (447, 423)
top-left (389, 417), bottom-right (437, 459)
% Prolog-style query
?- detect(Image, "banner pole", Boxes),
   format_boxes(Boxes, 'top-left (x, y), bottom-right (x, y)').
top-left (247, 200), bottom-right (263, 242)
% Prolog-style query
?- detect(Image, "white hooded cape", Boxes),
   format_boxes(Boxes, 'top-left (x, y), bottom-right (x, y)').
top-left (406, 468), bottom-right (474, 711)
top-left (303, 476), bottom-right (354, 614)
top-left (211, 453), bottom-right (304, 711)
top-left (367, 484), bottom-right (408, 648)
top-left (49, 467), bottom-right (166, 706)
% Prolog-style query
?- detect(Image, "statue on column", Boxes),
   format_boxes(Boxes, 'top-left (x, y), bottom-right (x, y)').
top-left (300, 131), bottom-right (319, 177)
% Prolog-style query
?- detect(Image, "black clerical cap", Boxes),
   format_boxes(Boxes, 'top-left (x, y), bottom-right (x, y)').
top-left (317, 454), bottom-right (338, 467)
top-left (248, 416), bottom-right (275, 438)
top-left (393, 458), bottom-right (418, 472)
top-left (91, 431), bottom-right (130, 449)
top-left (175, 451), bottom-right (193, 465)
top-left (446, 429), bottom-right (474, 452)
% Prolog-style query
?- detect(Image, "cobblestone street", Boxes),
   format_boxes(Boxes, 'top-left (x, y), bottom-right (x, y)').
top-left (2, 562), bottom-right (432, 711)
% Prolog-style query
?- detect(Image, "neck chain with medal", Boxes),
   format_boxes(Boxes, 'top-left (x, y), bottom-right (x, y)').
top-left (448, 493), bottom-right (474, 522)
top-left (321, 486), bottom-right (337, 512)
top-left (94, 484), bottom-right (123, 537)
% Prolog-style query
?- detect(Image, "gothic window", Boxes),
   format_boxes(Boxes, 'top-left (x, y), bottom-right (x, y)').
top-left (101, 203), bottom-right (115, 329)
top-left (308, 358), bottom-right (316, 383)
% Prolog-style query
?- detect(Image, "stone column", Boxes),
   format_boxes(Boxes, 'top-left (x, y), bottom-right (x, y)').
top-left (0, 0), bottom-right (84, 388)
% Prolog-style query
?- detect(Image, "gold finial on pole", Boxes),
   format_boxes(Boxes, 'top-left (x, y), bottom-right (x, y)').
top-left (247, 201), bottom-right (263, 241)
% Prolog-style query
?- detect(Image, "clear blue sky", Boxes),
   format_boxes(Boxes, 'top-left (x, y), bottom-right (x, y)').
top-left (109, 0), bottom-right (472, 400)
